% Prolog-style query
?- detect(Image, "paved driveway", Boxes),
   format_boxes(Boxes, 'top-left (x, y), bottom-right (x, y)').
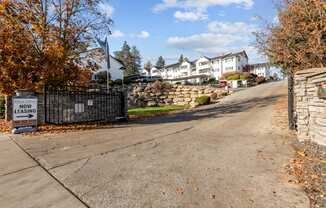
top-left (14, 81), bottom-right (309, 208)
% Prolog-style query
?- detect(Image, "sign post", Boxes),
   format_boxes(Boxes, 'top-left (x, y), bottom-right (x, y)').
top-left (12, 97), bottom-right (38, 134)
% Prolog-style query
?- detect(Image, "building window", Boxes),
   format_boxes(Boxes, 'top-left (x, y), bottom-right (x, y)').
top-left (199, 61), bottom-right (209, 66)
top-left (199, 68), bottom-right (211, 74)
top-left (225, 67), bottom-right (234, 71)
top-left (225, 58), bottom-right (233, 63)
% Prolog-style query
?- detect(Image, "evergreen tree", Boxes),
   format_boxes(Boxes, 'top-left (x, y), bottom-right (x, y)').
top-left (156, 56), bottom-right (165, 68)
top-left (114, 41), bottom-right (141, 77)
top-left (131, 46), bottom-right (142, 74)
top-left (178, 54), bottom-right (184, 64)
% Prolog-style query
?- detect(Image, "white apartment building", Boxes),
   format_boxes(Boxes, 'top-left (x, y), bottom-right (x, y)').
top-left (148, 51), bottom-right (248, 83)
top-left (248, 63), bottom-right (271, 78)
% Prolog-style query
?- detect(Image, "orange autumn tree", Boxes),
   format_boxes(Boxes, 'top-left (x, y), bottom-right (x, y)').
top-left (0, 0), bottom-right (112, 95)
top-left (255, 0), bottom-right (326, 75)
top-left (255, 0), bottom-right (326, 129)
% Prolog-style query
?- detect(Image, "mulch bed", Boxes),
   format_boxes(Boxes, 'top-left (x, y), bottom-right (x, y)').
top-left (0, 119), bottom-right (117, 135)
top-left (287, 141), bottom-right (326, 208)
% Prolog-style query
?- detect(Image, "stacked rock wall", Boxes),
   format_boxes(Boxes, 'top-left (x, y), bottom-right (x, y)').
top-left (128, 82), bottom-right (227, 108)
top-left (294, 68), bottom-right (326, 146)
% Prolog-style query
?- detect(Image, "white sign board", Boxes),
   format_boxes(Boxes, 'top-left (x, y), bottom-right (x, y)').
top-left (75, 103), bottom-right (85, 113)
top-left (12, 98), bottom-right (38, 127)
top-left (87, 100), bottom-right (94, 106)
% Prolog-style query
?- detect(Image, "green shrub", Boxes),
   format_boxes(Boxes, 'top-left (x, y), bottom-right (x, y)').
top-left (195, 96), bottom-right (211, 106)
top-left (175, 82), bottom-right (182, 85)
top-left (123, 77), bottom-right (131, 85)
top-left (210, 93), bottom-right (218, 100)
top-left (208, 77), bottom-right (217, 84)
top-left (114, 79), bottom-right (123, 85)
top-left (220, 92), bottom-right (228, 97)
top-left (108, 80), bottom-right (114, 86)
top-left (227, 74), bottom-right (240, 80)
top-left (0, 97), bottom-right (5, 119)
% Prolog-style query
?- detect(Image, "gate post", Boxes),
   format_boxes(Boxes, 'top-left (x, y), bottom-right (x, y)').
top-left (44, 86), bottom-right (47, 123)
top-left (120, 89), bottom-right (128, 120)
top-left (288, 74), bottom-right (296, 130)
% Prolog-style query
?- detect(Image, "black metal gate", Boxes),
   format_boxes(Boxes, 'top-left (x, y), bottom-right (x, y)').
top-left (44, 86), bottom-right (126, 124)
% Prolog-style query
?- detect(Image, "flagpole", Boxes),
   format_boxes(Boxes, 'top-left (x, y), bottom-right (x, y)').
top-left (105, 37), bottom-right (111, 92)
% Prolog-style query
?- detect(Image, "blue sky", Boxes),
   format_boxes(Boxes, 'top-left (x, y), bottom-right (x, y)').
top-left (101, 0), bottom-right (279, 65)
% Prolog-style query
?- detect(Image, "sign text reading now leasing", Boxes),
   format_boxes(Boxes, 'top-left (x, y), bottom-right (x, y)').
top-left (12, 98), bottom-right (38, 127)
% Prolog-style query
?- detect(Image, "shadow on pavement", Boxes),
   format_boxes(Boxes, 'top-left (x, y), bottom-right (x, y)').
top-left (131, 95), bottom-right (282, 125)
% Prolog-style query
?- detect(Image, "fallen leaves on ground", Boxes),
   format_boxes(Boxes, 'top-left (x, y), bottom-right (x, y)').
top-left (272, 94), bottom-right (289, 130)
top-left (0, 119), bottom-right (117, 135)
top-left (0, 119), bottom-right (11, 133)
top-left (287, 141), bottom-right (326, 208)
top-left (176, 187), bottom-right (184, 195)
top-left (34, 123), bottom-right (116, 135)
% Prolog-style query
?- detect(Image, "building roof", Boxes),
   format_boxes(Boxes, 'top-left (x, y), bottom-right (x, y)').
top-left (248, 62), bottom-right (270, 68)
top-left (211, 50), bottom-right (248, 61)
top-left (165, 62), bottom-right (180, 69)
top-left (152, 50), bottom-right (248, 72)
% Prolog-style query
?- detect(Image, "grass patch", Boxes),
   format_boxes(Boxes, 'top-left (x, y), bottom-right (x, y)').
top-left (128, 105), bottom-right (186, 116)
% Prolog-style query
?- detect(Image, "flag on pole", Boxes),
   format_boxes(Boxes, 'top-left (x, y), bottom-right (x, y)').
top-left (96, 37), bottom-right (111, 70)
top-left (96, 37), bottom-right (111, 89)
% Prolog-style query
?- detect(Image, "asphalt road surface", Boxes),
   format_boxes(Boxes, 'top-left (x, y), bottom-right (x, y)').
top-left (14, 81), bottom-right (309, 208)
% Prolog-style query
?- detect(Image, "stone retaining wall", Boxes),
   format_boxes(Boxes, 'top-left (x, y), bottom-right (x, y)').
top-left (294, 68), bottom-right (326, 146)
top-left (128, 82), bottom-right (227, 108)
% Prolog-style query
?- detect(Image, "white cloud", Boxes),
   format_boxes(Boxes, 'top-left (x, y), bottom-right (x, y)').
top-left (136, 31), bottom-right (150, 39)
top-left (111, 30), bottom-right (124, 38)
top-left (174, 9), bottom-right (208, 22)
top-left (208, 21), bottom-right (257, 34)
top-left (250, 15), bottom-right (260, 21)
top-left (153, 0), bottom-right (254, 12)
top-left (166, 21), bottom-right (264, 62)
top-left (99, 3), bottom-right (114, 17)
top-left (168, 33), bottom-right (246, 53)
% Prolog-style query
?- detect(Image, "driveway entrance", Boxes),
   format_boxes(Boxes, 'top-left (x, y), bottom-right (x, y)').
top-left (12, 81), bottom-right (309, 208)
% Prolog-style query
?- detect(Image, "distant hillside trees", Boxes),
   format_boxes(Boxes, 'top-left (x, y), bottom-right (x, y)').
top-left (114, 41), bottom-right (142, 77)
